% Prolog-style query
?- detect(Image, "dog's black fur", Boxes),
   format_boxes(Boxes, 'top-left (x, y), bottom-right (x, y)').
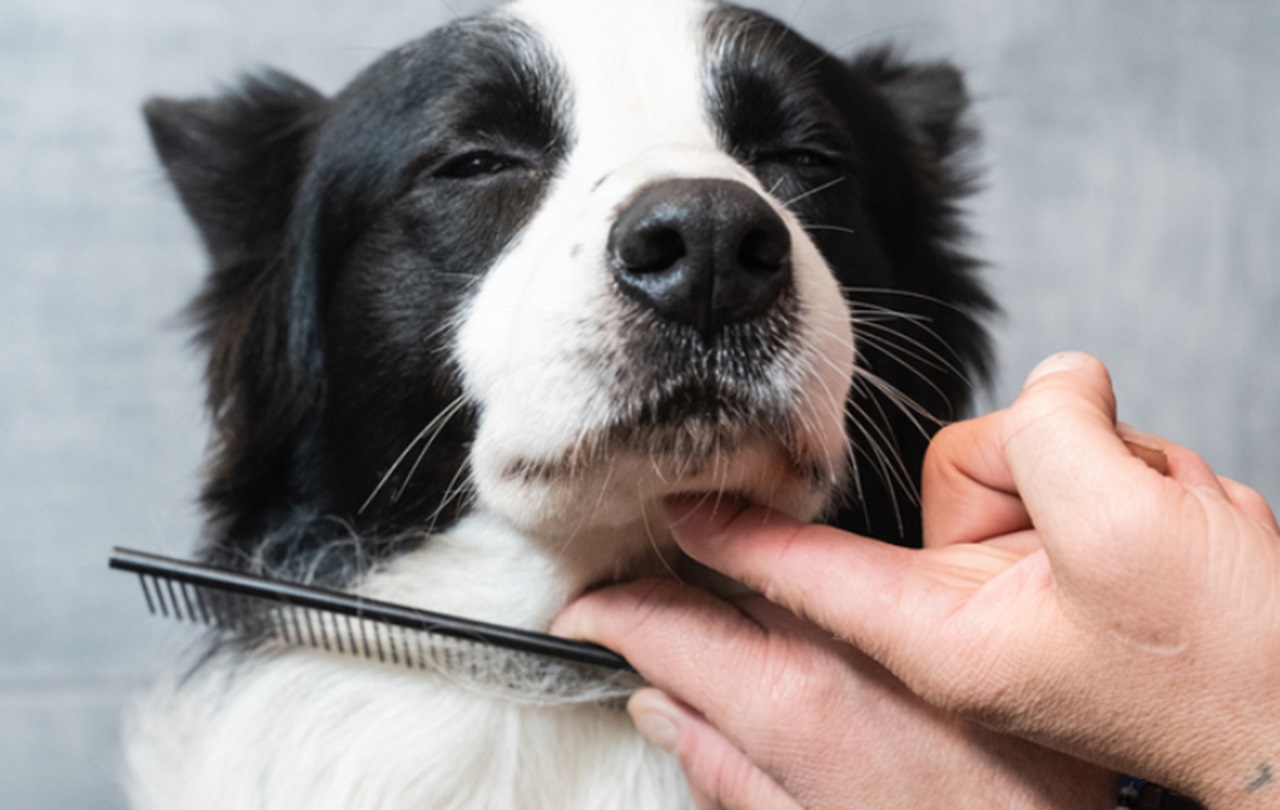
top-left (145, 6), bottom-right (992, 587)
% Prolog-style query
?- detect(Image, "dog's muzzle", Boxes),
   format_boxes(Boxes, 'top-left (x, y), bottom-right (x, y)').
top-left (608, 179), bottom-right (792, 338)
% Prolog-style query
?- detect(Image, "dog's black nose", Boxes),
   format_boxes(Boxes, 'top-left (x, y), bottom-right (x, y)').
top-left (608, 179), bottom-right (791, 337)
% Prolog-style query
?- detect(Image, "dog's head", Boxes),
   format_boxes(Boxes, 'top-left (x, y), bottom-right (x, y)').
top-left (147, 0), bottom-right (991, 581)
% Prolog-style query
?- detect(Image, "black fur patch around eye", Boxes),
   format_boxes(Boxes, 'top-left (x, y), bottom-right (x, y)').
top-left (146, 15), bottom-right (573, 582)
top-left (704, 4), bottom-right (994, 543)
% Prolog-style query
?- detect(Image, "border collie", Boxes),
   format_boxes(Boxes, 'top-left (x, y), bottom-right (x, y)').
top-left (129, 0), bottom-right (991, 806)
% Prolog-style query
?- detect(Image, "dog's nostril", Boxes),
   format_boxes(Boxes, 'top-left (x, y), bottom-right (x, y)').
top-left (618, 226), bottom-right (686, 275)
top-left (739, 224), bottom-right (790, 273)
top-left (608, 179), bottom-right (792, 337)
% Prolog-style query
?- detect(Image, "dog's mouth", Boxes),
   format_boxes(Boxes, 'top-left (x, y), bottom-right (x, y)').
top-left (500, 376), bottom-right (828, 493)
top-left (498, 298), bottom-right (840, 488)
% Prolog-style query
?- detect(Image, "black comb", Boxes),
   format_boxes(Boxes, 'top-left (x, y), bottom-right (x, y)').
top-left (110, 547), bottom-right (639, 697)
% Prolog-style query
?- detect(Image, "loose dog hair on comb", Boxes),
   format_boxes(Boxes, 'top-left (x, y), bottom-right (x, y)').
top-left (111, 547), bottom-right (643, 705)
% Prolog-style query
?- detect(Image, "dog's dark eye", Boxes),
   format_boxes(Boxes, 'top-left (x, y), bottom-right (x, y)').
top-left (434, 151), bottom-right (522, 180)
top-left (756, 148), bottom-right (837, 171)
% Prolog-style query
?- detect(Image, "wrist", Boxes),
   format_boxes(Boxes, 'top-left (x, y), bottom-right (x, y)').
top-left (1169, 717), bottom-right (1279, 809)
top-left (1190, 760), bottom-right (1277, 810)
top-left (1116, 777), bottom-right (1209, 810)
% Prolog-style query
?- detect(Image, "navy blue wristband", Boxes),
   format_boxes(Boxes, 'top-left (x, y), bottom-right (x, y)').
top-left (1116, 775), bottom-right (1205, 809)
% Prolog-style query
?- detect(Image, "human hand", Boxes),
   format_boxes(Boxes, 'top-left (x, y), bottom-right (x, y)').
top-left (901, 351), bottom-right (1280, 805)
top-left (555, 352), bottom-right (1280, 808)
top-left (556, 578), bottom-right (1114, 809)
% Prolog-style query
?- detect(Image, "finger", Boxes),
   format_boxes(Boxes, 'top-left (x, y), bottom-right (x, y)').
top-left (628, 689), bottom-right (803, 810)
top-left (1160, 440), bottom-right (1228, 495)
top-left (1115, 427), bottom-right (1277, 531)
top-left (999, 352), bottom-right (1172, 568)
top-left (551, 578), bottom-right (774, 718)
top-left (662, 496), bottom-right (1010, 668)
top-left (1217, 476), bottom-right (1280, 532)
top-left (921, 415), bottom-right (1177, 551)
top-left (552, 575), bottom-right (896, 786)
top-left (922, 413), bottom-right (1031, 547)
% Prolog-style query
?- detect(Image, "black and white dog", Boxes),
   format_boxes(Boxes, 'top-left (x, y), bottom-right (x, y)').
top-left (131, 0), bottom-right (991, 806)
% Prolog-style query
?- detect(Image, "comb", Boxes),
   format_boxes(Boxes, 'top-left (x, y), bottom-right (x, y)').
top-left (111, 547), bottom-right (641, 702)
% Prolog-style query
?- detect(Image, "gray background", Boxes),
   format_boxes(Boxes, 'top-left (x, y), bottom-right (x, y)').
top-left (3, 0), bottom-right (1276, 806)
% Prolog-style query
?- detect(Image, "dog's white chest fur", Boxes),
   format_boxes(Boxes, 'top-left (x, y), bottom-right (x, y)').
top-left (127, 656), bottom-right (687, 809)
top-left (126, 515), bottom-right (692, 809)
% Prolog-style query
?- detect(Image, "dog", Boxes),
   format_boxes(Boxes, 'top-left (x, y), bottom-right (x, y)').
top-left (129, 0), bottom-right (992, 806)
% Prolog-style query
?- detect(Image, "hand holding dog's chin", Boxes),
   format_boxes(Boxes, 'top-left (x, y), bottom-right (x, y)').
top-left (912, 352), bottom-right (1280, 807)
top-left (575, 352), bottom-right (1279, 808)
top-left (553, 580), bottom-right (1113, 809)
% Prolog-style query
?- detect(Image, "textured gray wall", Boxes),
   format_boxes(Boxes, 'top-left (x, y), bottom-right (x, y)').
top-left (2, 1), bottom-right (1276, 807)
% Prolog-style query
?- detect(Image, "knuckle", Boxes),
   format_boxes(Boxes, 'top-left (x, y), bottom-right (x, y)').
top-left (922, 421), bottom-right (962, 470)
top-left (615, 578), bottom-right (694, 634)
top-left (747, 636), bottom-right (850, 737)
top-left (920, 426), bottom-right (959, 492)
top-left (581, 578), bottom-right (706, 658)
top-left (910, 635), bottom-right (1029, 724)
top-left (1224, 478), bottom-right (1277, 523)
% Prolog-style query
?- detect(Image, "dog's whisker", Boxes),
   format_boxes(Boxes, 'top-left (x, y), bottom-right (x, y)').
top-left (425, 458), bottom-right (476, 535)
top-left (394, 397), bottom-right (471, 503)
top-left (841, 284), bottom-right (983, 320)
top-left (855, 371), bottom-right (938, 446)
top-left (358, 395), bottom-right (468, 515)
top-left (802, 223), bottom-right (858, 237)
top-left (780, 175), bottom-right (845, 208)
top-left (843, 400), bottom-right (912, 531)
top-left (649, 452), bottom-right (670, 485)
top-left (640, 500), bottom-right (683, 584)
top-left (851, 329), bottom-right (958, 414)
top-left (850, 432), bottom-right (904, 534)
top-left (585, 464), bottom-right (616, 535)
top-left (849, 305), bottom-right (973, 386)
top-left (844, 378), bottom-right (919, 497)
top-left (790, 349), bottom-right (850, 479)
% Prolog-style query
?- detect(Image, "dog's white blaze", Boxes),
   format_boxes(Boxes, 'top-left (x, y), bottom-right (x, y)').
top-left (459, 0), bottom-right (855, 553)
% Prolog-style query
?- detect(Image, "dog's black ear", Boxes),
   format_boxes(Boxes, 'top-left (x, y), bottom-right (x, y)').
top-left (144, 72), bottom-right (331, 568)
top-left (846, 45), bottom-right (992, 361)
top-left (845, 46), bottom-right (991, 382)
top-left (849, 48), bottom-right (974, 168)
top-left (827, 49), bottom-right (994, 546)
top-left (144, 71), bottom-right (325, 265)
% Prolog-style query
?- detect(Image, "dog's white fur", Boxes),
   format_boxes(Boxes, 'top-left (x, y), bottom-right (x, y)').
top-left (126, 1), bottom-right (854, 806)
top-left (462, 0), bottom-right (853, 565)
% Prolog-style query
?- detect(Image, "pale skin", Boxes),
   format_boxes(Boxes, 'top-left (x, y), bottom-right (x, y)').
top-left (554, 352), bottom-right (1280, 809)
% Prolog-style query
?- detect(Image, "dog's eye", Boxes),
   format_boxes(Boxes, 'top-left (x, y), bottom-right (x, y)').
top-left (434, 151), bottom-right (522, 180)
top-left (757, 149), bottom-right (836, 171)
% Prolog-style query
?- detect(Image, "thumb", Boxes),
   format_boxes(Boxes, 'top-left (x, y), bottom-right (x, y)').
top-left (1001, 352), bottom-right (1173, 574)
top-left (663, 496), bottom-right (936, 670)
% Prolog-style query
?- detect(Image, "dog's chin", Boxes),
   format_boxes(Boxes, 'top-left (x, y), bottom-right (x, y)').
top-left (480, 412), bottom-right (842, 541)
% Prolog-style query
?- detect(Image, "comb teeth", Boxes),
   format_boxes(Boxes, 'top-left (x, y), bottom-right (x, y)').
top-left (132, 570), bottom-right (499, 672)
top-left (113, 548), bottom-right (643, 703)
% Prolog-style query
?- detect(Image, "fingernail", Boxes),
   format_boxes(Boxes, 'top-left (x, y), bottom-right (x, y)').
top-left (630, 691), bottom-right (681, 752)
top-left (1118, 423), bottom-right (1170, 475)
top-left (1023, 351), bottom-right (1089, 388)
top-left (633, 707), bottom-right (679, 752)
